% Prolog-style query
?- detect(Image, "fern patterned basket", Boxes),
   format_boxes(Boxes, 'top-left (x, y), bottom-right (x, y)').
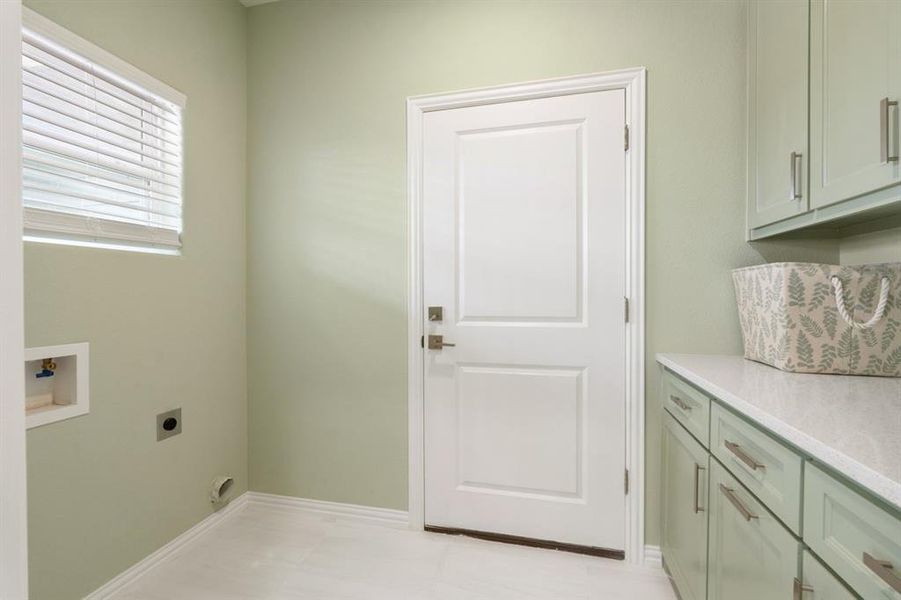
top-left (732, 262), bottom-right (901, 377)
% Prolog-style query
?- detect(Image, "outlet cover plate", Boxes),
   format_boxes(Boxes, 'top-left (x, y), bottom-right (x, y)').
top-left (156, 408), bottom-right (182, 441)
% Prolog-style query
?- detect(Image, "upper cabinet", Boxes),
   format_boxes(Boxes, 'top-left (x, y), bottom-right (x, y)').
top-left (810, 0), bottom-right (901, 208)
top-left (748, 0), bottom-right (901, 240)
top-left (748, 0), bottom-right (809, 229)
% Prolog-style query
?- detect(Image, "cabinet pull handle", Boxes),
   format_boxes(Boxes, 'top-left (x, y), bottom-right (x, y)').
top-left (863, 552), bottom-right (901, 593)
top-left (719, 483), bottom-right (759, 522)
top-left (881, 98), bottom-right (899, 163)
top-left (693, 463), bottom-right (705, 514)
top-left (669, 395), bottom-right (692, 412)
top-left (793, 578), bottom-right (814, 600)
top-left (724, 439), bottom-right (765, 471)
top-left (790, 152), bottom-right (803, 199)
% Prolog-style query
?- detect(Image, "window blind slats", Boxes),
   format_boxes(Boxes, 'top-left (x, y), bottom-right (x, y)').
top-left (23, 115), bottom-right (180, 172)
top-left (23, 147), bottom-right (180, 198)
top-left (24, 93), bottom-right (180, 159)
top-left (23, 107), bottom-right (180, 170)
top-left (23, 70), bottom-right (179, 140)
top-left (23, 192), bottom-right (180, 229)
top-left (24, 165), bottom-right (181, 213)
top-left (22, 26), bottom-right (183, 250)
top-left (23, 126), bottom-right (178, 183)
top-left (24, 39), bottom-right (180, 126)
top-left (24, 207), bottom-right (180, 248)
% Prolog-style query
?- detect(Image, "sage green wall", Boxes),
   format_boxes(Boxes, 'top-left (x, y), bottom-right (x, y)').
top-left (840, 228), bottom-right (901, 265)
top-left (246, 0), bottom-right (838, 546)
top-left (22, 1), bottom-right (247, 598)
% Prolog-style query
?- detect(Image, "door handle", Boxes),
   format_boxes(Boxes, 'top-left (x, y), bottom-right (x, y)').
top-left (790, 151), bottom-right (803, 200)
top-left (427, 334), bottom-right (456, 350)
top-left (793, 578), bottom-right (813, 600)
top-left (863, 552), bottom-right (901, 593)
top-left (881, 97), bottom-right (899, 163)
top-left (719, 483), bottom-right (759, 522)
top-left (724, 440), bottom-right (765, 471)
top-left (693, 463), bottom-right (705, 514)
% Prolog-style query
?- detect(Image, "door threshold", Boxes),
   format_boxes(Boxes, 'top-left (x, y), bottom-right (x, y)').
top-left (424, 525), bottom-right (625, 560)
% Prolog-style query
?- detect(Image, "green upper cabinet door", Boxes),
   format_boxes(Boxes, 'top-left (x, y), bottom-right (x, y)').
top-left (748, 0), bottom-right (810, 228)
top-left (810, 0), bottom-right (901, 208)
top-left (661, 411), bottom-right (709, 600)
top-left (708, 460), bottom-right (799, 600)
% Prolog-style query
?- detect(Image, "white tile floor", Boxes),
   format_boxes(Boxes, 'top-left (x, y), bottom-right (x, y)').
top-left (111, 502), bottom-right (676, 600)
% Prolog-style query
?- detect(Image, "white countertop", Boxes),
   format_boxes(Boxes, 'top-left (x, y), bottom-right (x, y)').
top-left (656, 354), bottom-right (901, 509)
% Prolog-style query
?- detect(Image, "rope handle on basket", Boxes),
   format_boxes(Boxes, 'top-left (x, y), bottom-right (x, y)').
top-left (830, 276), bottom-right (891, 330)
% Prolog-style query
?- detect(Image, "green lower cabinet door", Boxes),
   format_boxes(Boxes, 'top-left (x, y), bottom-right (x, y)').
top-left (798, 551), bottom-right (858, 600)
top-left (708, 460), bottom-right (799, 600)
top-left (661, 411), bottom-right (709, 600)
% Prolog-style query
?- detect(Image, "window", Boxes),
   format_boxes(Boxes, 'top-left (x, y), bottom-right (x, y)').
top-left (21, 9), bottom-right (185, 253)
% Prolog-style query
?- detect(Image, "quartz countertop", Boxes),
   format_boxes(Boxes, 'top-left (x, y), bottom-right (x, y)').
top-left (656, 354), bottom-right (901, 509)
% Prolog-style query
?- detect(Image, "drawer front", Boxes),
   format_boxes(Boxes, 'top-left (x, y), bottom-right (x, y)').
top-left (707, 460), bottom-right (799, 600)
top-left (662, 370), bottom-right (710, 446)
top-left (711, 403), bottom-right (803, 533)
top-left (801, 550), bottom-right (857, 600)
top-left (804, 463), bottom-right (901, 599)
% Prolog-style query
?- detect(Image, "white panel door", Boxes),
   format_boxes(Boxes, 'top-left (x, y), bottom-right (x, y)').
top-left (422, 90), bottom-right (627, 551)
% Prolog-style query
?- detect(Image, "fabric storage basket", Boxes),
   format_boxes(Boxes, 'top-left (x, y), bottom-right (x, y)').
top-left (732, 262), bottom-right (901, 377)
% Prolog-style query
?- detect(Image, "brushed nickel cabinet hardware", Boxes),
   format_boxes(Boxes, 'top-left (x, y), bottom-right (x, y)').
top-left (693, 463), bottom-right (705, 514)
top-left (670, 395), bottom-right (692, 412)
top-left (624, 468), bottom-right (629, 494)
top-left (863, 552), bottom-right (901, 593)
top-left (881, 98), bottom-right (899, 163)
top-left (624, 124), bottom-right (629, 151)
top-left (624, 297), bottom-right (629, 323)
top-left (790, 151), bottom-right (803, 199)
top-left (793, 578), bottom-right (813, 600)
top-left (725, 439), bottom-right (765, 471)
top-left (719, 483), bottom-right (759, 522)
top-left (428, 306), bottom-right (443, 322)
top-left (427, 334), bottom-right (455, 350)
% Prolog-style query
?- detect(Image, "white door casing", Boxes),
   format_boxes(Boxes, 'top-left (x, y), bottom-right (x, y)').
top-left (0, 0), bottom-right (29, 597)
top-left (407, 69), bottom-right (646, 561)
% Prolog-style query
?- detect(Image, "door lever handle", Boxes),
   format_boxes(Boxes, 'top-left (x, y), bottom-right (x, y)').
top-left (427, 335), bottom-right (456, 350)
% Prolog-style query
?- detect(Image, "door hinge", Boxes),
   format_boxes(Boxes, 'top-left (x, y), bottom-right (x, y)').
top-left (624, 124), bottom-right (630, 151)
top-left (624, 469), bottom-right (630, 494)
top-left (624, 297), bottom-right (630, 323)
top-left (420, 335), bottom-right (424, 349)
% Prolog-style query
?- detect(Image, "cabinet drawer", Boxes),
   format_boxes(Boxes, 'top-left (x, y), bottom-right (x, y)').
top-left (804, 463), bottom-right (901, 599)
top-left (662, 370), bottom-right (710, 447)
top-left (710, 403), bottom-right (802, 533)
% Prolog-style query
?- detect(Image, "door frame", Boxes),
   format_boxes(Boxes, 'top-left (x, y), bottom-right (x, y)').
top-left (406, 68), bottom-right (647, 564)
top-left (0, 0), bottom-right (29, 597)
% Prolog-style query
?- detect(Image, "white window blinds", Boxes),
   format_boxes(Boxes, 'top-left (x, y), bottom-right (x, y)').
top-left (21, 15), bottom-right (185, 251)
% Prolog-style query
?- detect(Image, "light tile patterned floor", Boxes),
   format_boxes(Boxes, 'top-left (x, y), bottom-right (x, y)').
top-left (111, 503), bottom-right (676, 599)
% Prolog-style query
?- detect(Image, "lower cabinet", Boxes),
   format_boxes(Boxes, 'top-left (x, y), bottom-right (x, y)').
top-left (707, 460), bottom-right (799, 600)
top-left (661, 410), bottom-right (709, 600)
top-left (799, 551), bottom-right (857, 600)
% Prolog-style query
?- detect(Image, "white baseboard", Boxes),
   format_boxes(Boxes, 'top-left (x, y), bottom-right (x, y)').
top-left (644, 545), bottom-right (662, 568)
top-left (245, 491), bottom-right (409, 525)
top-left (84, 493), bottom-right (249, 599)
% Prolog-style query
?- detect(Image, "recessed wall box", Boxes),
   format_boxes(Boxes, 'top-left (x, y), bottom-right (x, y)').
top-left (25, 343), bottom-right (89, 429)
